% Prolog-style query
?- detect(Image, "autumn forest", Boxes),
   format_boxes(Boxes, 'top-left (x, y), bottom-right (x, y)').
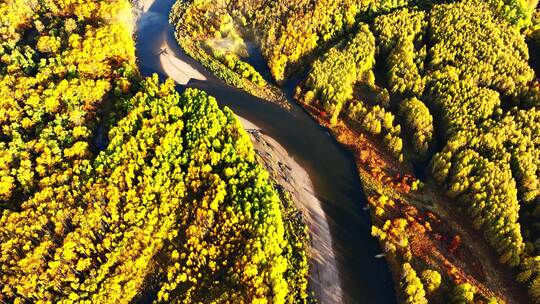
top-left (1, 0), bottom-right (540, 303)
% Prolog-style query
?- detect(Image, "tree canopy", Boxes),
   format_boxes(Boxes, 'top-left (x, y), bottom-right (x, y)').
top-left (0, 0), bottom-right (309, 302)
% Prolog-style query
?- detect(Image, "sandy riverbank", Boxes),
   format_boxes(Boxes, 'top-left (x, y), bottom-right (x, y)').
top-left (237, 116), bottom-right (344, 303)
top-left (159, 38), bottom-right (207, 85)
top-left (136, 0), bottom-right (207, 85)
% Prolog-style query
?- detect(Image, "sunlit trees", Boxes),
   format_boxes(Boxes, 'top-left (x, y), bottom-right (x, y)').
top-left (373, 8), bottom-right (426, 97)
top-left (291, 0), bottom-right (539, 300)
top-left (482, 0), bottom-right (539, 27)
top-left (420, 269), bottom-right (441, 293)
top-left (233, 0), bottom-right (372, 81)
top-left (424, 0), bottom-right (539, 267)
top-left (399, 98), bottom-right (433, 156)
top-left (303, 24), bottom-right (376, 124)
top-left (0, 0), bottom-right (136, 208)
top-left (0, 0), bottom-right (308, 302)
top-left (401, 263), bottom-right (428, 304)
top-left (0, 76), bottom-right (308, 303)
top-left (428, 1), bottom-right (534, 97)
top-left (450, 283), bottom-right (476, 304)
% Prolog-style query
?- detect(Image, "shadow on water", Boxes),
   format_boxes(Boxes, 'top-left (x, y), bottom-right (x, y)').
top-left (243, 41), bottom-right (275, 83)
top-left (136, 0), bottom-right (396, 303)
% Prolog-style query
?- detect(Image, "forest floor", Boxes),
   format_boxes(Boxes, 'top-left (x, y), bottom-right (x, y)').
top-left (298, 102), bottom-right (529, 303)
top-left (236, 116), bottom-right (345, 304)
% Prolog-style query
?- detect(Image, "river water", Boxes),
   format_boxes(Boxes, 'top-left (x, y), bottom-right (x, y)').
top-left (135, 0), bottom-right (396, 303)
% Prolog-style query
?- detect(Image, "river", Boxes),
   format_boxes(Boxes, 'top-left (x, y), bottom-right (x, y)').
top-left (135, 0), bottom-right (396, 303)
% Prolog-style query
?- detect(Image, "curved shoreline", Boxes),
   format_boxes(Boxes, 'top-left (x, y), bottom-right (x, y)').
top-left (236, 115), bottom-right (345, 303)
top-left (135, 1), bottom-right (397, 303)
top-left (136, 0), bottom-right (208, 84)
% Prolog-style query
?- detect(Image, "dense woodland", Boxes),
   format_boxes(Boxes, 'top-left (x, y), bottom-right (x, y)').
top-left (172, 0), bottom-right (540, 302)
top-left (300, 0), bottom-right (540, 301)
top-left (2, 0), bottom-right (540, 302)
top-left (0, 0), bottom-right (308, 302)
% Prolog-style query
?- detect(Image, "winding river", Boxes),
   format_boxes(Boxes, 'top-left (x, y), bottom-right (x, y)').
top-left (135, 0), bottom-right (396, 303)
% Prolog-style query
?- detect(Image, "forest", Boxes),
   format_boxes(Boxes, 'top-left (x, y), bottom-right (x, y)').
top-left (0, 0), bottom-right (308, 303)
top-left (171, 0), bottom-right (540, 302)
top-left (2, 0), bottom-right (540, 302)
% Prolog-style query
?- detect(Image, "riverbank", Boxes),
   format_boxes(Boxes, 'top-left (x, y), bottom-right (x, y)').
top-left (236, 116), bottom-right (345, 303)
top-left (136, 0), bottom-right (207, 85)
